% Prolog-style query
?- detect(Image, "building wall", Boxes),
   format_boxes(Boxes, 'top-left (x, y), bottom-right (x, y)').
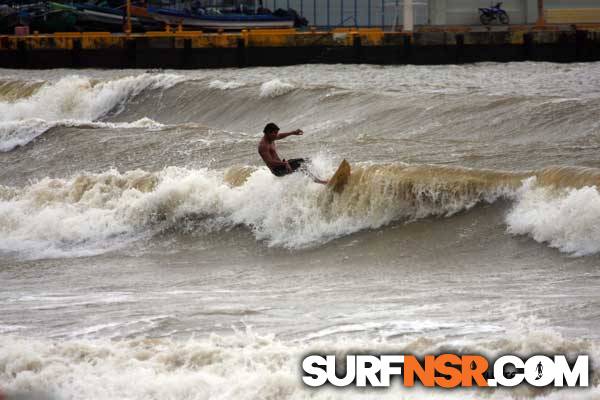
top-left (546, 0), bottom-right (600, 8)
top-left (261, 0), bottom-right (429, 27)
top-left (446, 0), bottom-right (528, 25)
top-left (261, 0), bottom-right (600, 27)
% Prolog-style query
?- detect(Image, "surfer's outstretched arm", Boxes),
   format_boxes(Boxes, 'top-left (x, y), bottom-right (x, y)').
top-left (275, 129), bottom-right (303, 140)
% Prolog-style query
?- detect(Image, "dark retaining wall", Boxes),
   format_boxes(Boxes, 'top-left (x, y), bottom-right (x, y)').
top-left (1, 28), bottom-right (599, 68)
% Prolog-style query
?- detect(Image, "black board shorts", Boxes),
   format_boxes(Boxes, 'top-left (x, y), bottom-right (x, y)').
top-left (271, 158), bottom-right (306, 177)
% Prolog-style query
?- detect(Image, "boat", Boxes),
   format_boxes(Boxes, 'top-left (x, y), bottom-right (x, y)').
top-left (0, 2), bottom-right (78, 34)
top-left (147, 6), bottom-right (295, 30)
top-left (30, 2), bottom-right (78, 33)
top-left (130, 4), bottom-right (163, 30)
top-left (71, 2), bottom-right (161, 32)
top-left (73, 3), bottom-right (138, 31)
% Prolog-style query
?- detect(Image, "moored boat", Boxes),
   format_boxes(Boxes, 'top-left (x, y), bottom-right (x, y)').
top-left (71, 2), bottom-right (161, 32)
top-left (73, 3), bottom-right (139, 30)
top-left (147, 6), bottom-right (295, 30)
top-left (30, 2), bottom-right (78, 33)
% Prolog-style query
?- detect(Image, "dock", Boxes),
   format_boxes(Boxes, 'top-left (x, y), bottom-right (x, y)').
top-left (1, 24), bottom-right (600, 68)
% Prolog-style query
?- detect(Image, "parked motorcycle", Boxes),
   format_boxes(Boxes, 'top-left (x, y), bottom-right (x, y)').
top-left (479, 2), bottom-right (509, 25)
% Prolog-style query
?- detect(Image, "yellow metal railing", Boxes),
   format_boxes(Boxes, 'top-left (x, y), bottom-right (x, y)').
top-left (545, 8), bottom-right (600, 24)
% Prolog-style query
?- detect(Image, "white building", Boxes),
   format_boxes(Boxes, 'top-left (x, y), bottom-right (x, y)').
top-left (259, 0), bottom-right (600, 28)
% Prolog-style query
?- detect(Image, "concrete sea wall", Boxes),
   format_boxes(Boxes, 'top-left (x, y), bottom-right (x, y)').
top-left (1, 26), bottom-right (599, 68)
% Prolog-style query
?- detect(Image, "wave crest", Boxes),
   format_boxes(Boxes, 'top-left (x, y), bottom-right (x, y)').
top-left (0, 328), bottom-right (597, 400)
top-left (507, 177), bottom-right (600, 256)
top-left (0, 163), bottom-right (518, 259)
top-left (4, 162), bottom-right (600, 259)
top-left (259, 79), bottom-right (295, 98)
top-left (0, 73), bottom-right (182, 151)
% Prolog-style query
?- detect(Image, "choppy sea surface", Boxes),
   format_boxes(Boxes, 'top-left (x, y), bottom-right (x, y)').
top-left (1, 63), bottom-right (599, 399)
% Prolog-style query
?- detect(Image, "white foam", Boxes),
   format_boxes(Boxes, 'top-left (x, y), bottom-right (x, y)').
top-left (259, 79), bottom-right (295, 98)
top-left (0, 169), bottom-right (154, 259)
top-left (506, 177), bottom-right (600, 256)
top-left (0, 329), bottom-right (597, 400)
top-left (208, 79), bottom-right (245, 90)
top-left (174, 62), bottom-right (600, 98)
top-left (9, 162), bottom-right (600, 259)
top-left (0, 117), bottom-right (165, 152)
top-left (0, 73), bottom-right (182, 122)
top-left (0, 118), bottom-right (52, 151)
top-left (97, 117), bottom-right (165, 130)
top-left (0, 73), bottom-right (181, 151)
top-left (0, 160), bottom-right (512, 260)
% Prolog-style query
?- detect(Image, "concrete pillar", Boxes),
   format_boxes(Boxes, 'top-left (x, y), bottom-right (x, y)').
top-left (428, 0), bottom-right (446, 25)
top-left (525, 0), bottom-right (538, 24)
top-left (403, 0), bottom-right (413, 31)
top-left (536, 0), bottom-right (545, 25)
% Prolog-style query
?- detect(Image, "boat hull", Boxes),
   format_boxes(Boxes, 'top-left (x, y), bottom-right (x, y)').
top-left (73, 4), bottom-right (161, 32)
top-left (147, 8), bottom-right (294, 30)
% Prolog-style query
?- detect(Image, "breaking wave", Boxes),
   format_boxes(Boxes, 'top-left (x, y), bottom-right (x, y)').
top-left (0, 73), bottom-right (182, 151)
top-left (208, 79), bottom-right (246, 90)
top-left (0, 325), bottom-right (598, 400)
top-left (507, 177), bottom-right (600, 256)
top-left (3, 160), bottom-right (600, 260)
top-left (259, 79), bottom-right (295, 98)
top-left (2, 65), bottom-right (600, 152)
top-left (0, 117), bottom-right (165, 152)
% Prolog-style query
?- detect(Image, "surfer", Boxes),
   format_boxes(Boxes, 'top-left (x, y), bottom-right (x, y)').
top-left (258, 122), bottom-right (327, 184)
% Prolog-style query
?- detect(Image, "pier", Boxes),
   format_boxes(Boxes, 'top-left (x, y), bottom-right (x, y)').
top-left (1, 24), bottom-right (600, 68)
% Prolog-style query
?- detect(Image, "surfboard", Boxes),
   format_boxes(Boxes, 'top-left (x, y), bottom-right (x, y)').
top-left (327, 159), bottom-right (351, 193)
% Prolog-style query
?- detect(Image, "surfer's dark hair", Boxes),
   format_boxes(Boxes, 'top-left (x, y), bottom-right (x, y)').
top-left (263, 123), bottom-right (279, 134)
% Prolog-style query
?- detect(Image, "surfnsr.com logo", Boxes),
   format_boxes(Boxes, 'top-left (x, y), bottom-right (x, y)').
top-left (302, 354), bottom-right (589, 388)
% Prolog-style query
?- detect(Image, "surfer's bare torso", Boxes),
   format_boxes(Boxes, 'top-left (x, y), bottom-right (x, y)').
top-left (258, 127), bottom-right (303, 174)
top-left (258, 136), bottom-right (285, 171)
top-left (258, 123), bottom-right (327, 184)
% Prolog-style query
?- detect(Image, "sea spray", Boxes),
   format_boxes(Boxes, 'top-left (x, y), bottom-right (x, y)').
top-left (259, 79), bottom-right (295, 98)
top-left (0, 74), bottom-right (182, 151)
top-left (506, 177), bottom-right (600, 256)
top-left (0, 163), bottom-right (522, 259)
top-left (0, 118), bottom-right (165, 152)
top-left (0, 327), bottom-right (597, 400)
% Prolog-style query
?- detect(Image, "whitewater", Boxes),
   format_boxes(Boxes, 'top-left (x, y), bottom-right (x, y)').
top-left (1, 63), bottom-right (599, 399)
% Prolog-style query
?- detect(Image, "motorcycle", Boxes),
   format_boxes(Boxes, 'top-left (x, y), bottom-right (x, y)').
top-left (479, 2), bottom-right (510, 25)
